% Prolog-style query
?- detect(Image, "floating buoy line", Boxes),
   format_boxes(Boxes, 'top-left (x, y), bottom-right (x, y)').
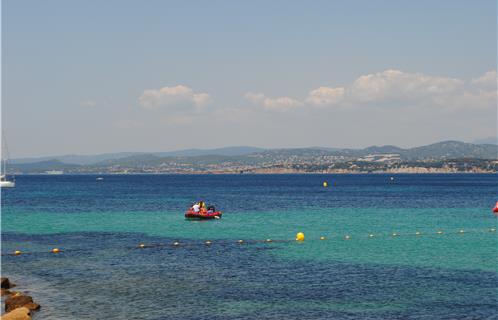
top-left (2, 227), bottom-right (496, 257)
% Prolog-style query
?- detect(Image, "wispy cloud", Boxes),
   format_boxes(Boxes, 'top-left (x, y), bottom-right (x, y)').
top-left (139, 85), bottom-right (211, 112)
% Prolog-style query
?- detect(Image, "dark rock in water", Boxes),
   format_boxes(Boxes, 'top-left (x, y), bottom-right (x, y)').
top-left (5, 294), bottom-right (34, 313)
top-left (1, 288), bottom-right (13, 296)
top-left (1, 277), bottom-right (15, 289)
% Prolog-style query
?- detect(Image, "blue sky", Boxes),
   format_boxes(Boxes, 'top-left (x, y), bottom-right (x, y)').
top-left (2, 0), bottom-right (496, 157)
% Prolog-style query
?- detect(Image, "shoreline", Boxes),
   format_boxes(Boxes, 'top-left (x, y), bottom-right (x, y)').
top-left (9, 171), bottom-right (498, 175)
top-left (1, 277), bottom-right (40, 320)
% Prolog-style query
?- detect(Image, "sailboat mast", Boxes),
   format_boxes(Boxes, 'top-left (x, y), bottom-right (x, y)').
top-left (2, 131), bottom-right (10, 175)
top-left (1, 133), bottom-right (4, 175)
top-left (0, 130), bottom-right (15, 187)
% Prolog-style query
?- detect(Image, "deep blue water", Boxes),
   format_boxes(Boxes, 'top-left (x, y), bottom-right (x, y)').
top-left (4, 174), bottom-right (496, 213)
top-left (1, 174), bottom-right (497, 319)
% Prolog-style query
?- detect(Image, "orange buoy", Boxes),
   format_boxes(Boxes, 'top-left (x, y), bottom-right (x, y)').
top-left (493, 202), bottom-right (498, 215)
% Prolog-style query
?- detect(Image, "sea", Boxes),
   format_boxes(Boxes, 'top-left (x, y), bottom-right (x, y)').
top-left (1, 174), bottom-right (497, 319)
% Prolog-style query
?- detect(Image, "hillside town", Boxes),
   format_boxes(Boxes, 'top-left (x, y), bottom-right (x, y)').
top-left (9, 141), bottom-right (498, 174)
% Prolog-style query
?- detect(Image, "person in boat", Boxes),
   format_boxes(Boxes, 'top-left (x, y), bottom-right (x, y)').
top-left (207, 205), bottom-right (216, 214)
top-left (192, 202), bottom-right (200, 213)
top-left (199, 201), bottom-right (207, 214)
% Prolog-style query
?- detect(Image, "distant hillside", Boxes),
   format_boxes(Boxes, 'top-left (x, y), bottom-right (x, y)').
top-left (404, 141), bottom-right (497, 160)
top-left (93, 154), bottom-right (262, 168)
top-left (12, 146), bottom-right (264, 165)
top-left (255, 148), bottom-right (333, 158)
top-left (154, 146), bottom-right (265, 157)
top-left (7, 141), bottom-right (498, 174)
top-left (11, 152), bottom-right (144, 165)
top-left (254, 141), bottom-right (497, 160)
top-left (9, 160), bottom-right (81, 173)
top-left (95, 154), bottom-right (163, 167)
top-left (362, 145), bottom-right (405, 154)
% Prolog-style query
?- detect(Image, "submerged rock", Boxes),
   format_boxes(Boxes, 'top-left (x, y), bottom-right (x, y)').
top-left (0, 307), bottom-right (31, 320)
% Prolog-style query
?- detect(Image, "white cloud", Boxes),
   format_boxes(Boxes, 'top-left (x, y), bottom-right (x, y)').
top-left (246, 69), bottom-right (496, 112)
top-left (346, 69), bottom-right (464, 105)
top-left (139, 85), bottom-right (211, 111)
top-left (306, 86), bottom-right (345, 106)
top-left (459, 73), bottom-right (497, 111)
top-left (192, 92), bottom-right (211, 107)
top-left (470, 70), bottom-right (497, 93)
top-left (245, 92), bottom-right (302, 111)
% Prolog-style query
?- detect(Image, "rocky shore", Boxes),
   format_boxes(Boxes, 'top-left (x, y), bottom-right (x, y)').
top-left (1, 278), bottom-right (40, 320)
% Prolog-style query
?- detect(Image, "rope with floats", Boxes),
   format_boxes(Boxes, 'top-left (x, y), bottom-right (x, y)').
top-left (3, 227), bottom-right (496, 257)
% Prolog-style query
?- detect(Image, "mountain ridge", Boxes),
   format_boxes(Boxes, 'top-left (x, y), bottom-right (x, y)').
top-left (11, 141), bottom-right (498, 166)
top-left (11, 146), bottom-right (265, 165)
top-left (8, 141), bottom-right (497, 174)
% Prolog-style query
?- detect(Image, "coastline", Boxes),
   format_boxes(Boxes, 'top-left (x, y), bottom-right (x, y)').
top-left (10, 170), bottom-right (498, 175)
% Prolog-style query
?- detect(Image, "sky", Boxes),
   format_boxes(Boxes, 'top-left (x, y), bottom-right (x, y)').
top-left (1, 0), bottom-right (497, 158)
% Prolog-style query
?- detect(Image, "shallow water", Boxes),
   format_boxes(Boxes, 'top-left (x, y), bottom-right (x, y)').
top-left (1, 174), bottom-right (497, 319)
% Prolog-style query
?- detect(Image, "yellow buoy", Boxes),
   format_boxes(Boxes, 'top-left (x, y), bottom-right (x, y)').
top-left (138, 243), bottom-right (145, 248)
top-left (323, 181), bottom-right (328, 187)
top-left (52, 248), bottom-right (60, 253)
top-left (392, 232), bottom-right (399, 237)
top-left (344, 235), bottom-right (351, 240)
top-left (319, 236), bottom-right (326, 240)
top-left (237, 239), bottom-right (244, 244)
top-left (205, 240), bottom-right (212, 245)
top-left (296, 232), bottom-right (305, 241)
top-left (14, 250), bottom-right (21, 256)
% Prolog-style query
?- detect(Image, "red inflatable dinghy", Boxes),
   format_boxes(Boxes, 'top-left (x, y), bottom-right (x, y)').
top-left (185, 209), bottom-right (222, 220)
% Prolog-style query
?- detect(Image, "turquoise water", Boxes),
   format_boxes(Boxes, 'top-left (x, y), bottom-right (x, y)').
top-left (1, 174), bottom-right (497, 319)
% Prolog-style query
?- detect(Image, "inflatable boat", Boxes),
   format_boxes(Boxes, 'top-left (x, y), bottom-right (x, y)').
top-left (185, 209), bottom-right (222, 220)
